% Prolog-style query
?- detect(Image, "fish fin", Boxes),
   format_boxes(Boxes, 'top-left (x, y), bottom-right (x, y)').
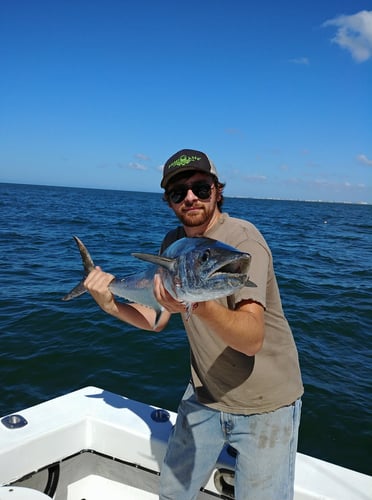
top-left (245, 279), bottom-right (257, 288)
top-left (73, 235), bottom-right (95, 274)
top-left (131, 252), bottom-right (175, 271)
top-left (62, 236), bottom-right (95, 301)
top-left (62, 280), bottom-right (87, 301)
top-left (184, 302), bottom-right (196, 322)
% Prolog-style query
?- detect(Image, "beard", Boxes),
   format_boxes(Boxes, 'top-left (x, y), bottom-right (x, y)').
top-left (176, 201), bottom-right (217, 228)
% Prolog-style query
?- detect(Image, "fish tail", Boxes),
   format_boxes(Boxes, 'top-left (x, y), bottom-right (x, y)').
top-left (61, 280), bottom-right (87, 301)
top-left (62, 236), bottom-right (95, 301)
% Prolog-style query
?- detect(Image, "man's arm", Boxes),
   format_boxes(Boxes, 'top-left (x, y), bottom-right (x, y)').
top-left (84, 267), bottom-right (171, 332)
top-left (192, 299), bottom-right (264, 356)
top-left (153, 274), bottom-right (264, 356)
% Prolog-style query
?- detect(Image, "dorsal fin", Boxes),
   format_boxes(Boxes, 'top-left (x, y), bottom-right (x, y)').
top-left (131, 252), bottom-right (176, 271)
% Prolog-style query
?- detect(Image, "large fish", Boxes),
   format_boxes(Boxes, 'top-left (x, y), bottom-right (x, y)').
top-left (62, 236), bottom-right (255, 325)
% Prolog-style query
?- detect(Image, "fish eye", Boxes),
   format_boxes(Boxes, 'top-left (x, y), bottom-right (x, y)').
top-left (201, 249), bottom-right (210, 262)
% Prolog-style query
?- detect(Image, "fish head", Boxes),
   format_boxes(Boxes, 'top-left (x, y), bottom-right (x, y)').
top-left (162, 237), bottom-right (253, 302)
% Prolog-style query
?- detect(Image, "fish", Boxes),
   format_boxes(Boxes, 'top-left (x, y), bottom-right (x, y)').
top-left (62, 235), bottom-right (256, 326)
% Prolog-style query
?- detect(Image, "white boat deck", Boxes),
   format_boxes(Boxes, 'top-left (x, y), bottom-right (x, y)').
top-left (0, 386), bottom-right (370, 500)
top-left (69, 475), bottom-right (158, 499)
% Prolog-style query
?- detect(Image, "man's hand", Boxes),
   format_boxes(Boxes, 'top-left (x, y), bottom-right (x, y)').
top-left (153, 274), bottom-right (187, 314)
top-left (84, 266), bottom-right (116, 314)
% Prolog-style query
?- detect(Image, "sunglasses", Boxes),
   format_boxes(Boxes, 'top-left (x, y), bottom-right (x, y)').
top-left (166, 181), bottom-right (213, 204)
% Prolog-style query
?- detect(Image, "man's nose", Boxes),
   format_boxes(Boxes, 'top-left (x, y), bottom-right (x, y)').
top-left (184, 188), bottom-right (198, 202)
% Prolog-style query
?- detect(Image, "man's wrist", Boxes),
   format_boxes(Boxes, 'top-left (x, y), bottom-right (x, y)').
top-left (102, 298), bottom-right (119, 316)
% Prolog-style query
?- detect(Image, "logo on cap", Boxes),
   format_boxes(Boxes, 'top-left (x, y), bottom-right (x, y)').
top-left (168, 154), bottom-right (202, 169)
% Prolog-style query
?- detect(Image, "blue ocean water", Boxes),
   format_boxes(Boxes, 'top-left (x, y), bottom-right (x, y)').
top-left (0, 182), bottom-right (371, 475)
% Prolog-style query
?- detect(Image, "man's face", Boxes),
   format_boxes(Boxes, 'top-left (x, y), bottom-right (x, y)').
top-left (165, 172), bottom-right (221, 228)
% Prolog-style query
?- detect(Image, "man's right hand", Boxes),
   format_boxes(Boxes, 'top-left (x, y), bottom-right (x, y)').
top-left (84, 266), bottom-right (116, 314)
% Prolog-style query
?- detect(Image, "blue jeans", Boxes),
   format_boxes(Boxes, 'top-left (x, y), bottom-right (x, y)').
top-left (159, 384), bottom-right (302, 500)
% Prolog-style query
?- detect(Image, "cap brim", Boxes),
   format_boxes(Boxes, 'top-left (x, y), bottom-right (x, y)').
top-left (161, 166), bottom-right (213, 188)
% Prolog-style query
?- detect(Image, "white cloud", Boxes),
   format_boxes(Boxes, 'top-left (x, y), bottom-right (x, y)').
top-left (323, 10), bottom-right (372, 62)
top-left (357, 154), bottom-right (372, 166)
top-left (135, 153), bottom-right (150, 161)
top-left (128, 162), bottom-right (147, 171)
top-left (225, 128), bottom-right (244, 137)
top-left (289, 57), bottom-right (309, 65)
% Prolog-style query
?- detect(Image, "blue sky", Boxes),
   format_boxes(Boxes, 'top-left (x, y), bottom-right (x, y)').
top-left (1, 1), bottom-right (371, 203)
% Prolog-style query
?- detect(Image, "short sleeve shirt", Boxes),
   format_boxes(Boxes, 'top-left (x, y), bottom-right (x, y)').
top-left (161, 213), bottom-right (303, 414)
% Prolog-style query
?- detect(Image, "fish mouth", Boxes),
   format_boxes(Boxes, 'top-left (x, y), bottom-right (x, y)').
top-left (209, 254), bottom-right (251, 279)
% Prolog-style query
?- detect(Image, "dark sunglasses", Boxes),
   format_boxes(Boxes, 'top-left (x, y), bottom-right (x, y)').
top-left (166, 181), bottom-right (213, 204)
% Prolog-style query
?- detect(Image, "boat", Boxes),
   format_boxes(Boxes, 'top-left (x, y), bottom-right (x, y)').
top-left (0, 386), bottom-right (370, 499)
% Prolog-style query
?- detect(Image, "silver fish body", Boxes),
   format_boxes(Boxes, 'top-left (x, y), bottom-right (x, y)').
top-left (63, 236), bottom-right (255, 325)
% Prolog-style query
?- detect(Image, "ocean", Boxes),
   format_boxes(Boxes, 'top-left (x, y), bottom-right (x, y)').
top-left (0, 182), bottom-right (371, 476)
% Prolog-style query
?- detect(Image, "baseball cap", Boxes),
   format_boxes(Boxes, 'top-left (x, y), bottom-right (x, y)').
top-left (160, 149), bottom-right (218, 188)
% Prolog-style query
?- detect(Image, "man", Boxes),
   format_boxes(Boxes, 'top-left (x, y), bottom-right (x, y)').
top-left (84, 149), bottom-right (303, 500)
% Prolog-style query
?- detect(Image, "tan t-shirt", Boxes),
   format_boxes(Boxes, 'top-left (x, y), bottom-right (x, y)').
top-left (161, 213), bottom-right (303, 414)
